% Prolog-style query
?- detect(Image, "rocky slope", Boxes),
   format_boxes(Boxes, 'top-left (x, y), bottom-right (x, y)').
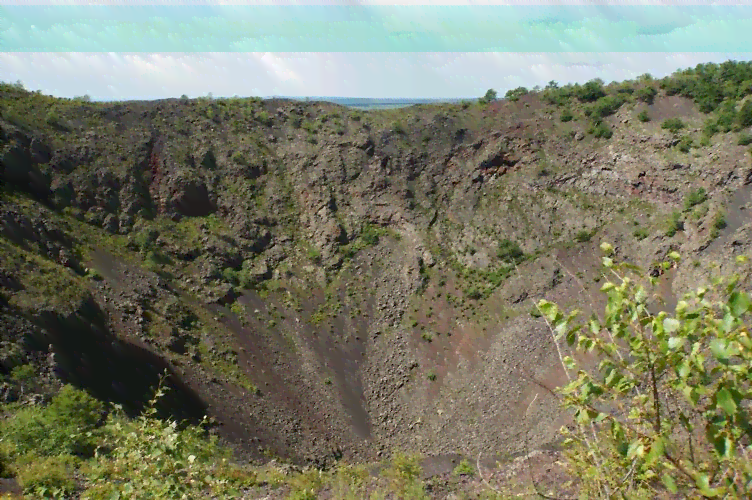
top-left (2, 69), bottom-right (752, 473)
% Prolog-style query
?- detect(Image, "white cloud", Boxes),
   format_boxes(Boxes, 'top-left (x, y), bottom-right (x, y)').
top-left (1, 52), bottom-right (750, 100)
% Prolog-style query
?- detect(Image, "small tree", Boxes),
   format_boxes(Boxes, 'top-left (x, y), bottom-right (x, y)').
top-left (505, 87), bottom-right (529, 102)
top-left (480, 89), bottom-right (497, 104)
top-left (538, 245), bottom-right (752, 498)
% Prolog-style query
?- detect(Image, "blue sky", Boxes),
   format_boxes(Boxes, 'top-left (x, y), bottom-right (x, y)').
top-left (1, 1), bottom-right (751, 100)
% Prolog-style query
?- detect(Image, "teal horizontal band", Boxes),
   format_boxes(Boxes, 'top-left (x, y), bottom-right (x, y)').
top-left (2, 5), bottom-right (752, 52)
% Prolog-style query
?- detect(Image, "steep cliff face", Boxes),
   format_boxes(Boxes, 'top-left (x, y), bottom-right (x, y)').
top-left (2, 81), bottom-right (752, 467)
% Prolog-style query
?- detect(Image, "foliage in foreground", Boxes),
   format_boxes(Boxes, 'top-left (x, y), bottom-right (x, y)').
top-left (539, 244), bottom-right (752, 498)
top-left (0, 377), bottom-right (258, 499)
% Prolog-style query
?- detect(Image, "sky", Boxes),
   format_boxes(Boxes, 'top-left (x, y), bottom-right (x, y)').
top-left (1, 1), bottom-right (752, 100)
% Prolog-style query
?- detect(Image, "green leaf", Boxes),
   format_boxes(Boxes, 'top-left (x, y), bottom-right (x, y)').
top-left (668, 251), bottom-right (681, 261)
top-left (602, 256), bottom-right (614, 268)
top-left (538, 300), bottom-right (558, 322)
top-left (600, 242), bottom-right (614, 255)
top-left (663, 317), bottom-right (681, 333)
top-left (600, 281), bottom-right (615, 292)
top-left (645, 437), bottom-right (665, 464)
top-left (565, 329), bottom-right (576, 346)
top-left (716, 387), bottom-right (737, 416)
top-left (694, 473), bottom-right (721, 497)
top-left (662, 474), bottom-right (678, 494)
top-left (675, 300), bottom-right (688, 315)
top-left (627, 440), bottom-right (645, 459)
top-left (710, 339), bottom-right (732, 363)
top-left (729, 291), bottom-right (751, 317)
top-left (668, 336), bottom-right (685, 350)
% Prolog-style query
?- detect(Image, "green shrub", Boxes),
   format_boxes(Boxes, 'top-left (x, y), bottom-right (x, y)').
top-left (452, 459), bottom-right (476, 477)
top-left (10, 364), bottom-right (36, 384)
top-left (588, 121), bottom-right (613, 139)
top-left (505, 87), bottom-right (528, 102)
top-left (710, 211), bottom-right (728, 239)
top-left (738, 132), bottom-right (752, 146)
top-left (15, 454), bottom-right (78, 498)
top-left (497, 239), bottom-right (524, 264)
top-left (82, 375), bottom-right (235, 499)
top-left (665, 211), bottom-right (684, 237)
top-left (1, 385), bottom-right (104, 458)
top-left (542, 247), bottom-right (752, 498)
top-left (661, 117), bottom-right (685, 134)
top-left (703, 118), bottom-right (720, 137)
top-left (637, 110), bottom-right (650, 122)
top-left (633, 226), bottom-right (649, 240)
top-left (738, 79), bottom-right (752, 99)
top-left (575, 229), bottom-right (594, 243)
top-left (684, 188), bottom-right (708, 211)
top-left (360, 224), bottom-right (382, 246)
top-left (635, 85), bottom-right (658, 104)
top-left (587, 95), bottom-right (627, 119)
top-left (576, 79), bottom-right (606, 103)
top-left (560, 109), bottom-right (574, 122)
top-left (716, 100), bottom-right (738, 132)
top-left (479, 89), bottom-right (497, 104)
top-left (738, 100), bottom-right (752, 129)
top-left (677, 135), bottom-right (694, 153)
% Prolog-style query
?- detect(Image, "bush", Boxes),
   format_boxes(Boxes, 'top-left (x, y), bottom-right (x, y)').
top-left (738, 100), bottom-right (752, 129)
top-left (635, 85), bottom-right (658, 104)
top-left (576, 79), bottom-right (606, 103)
top-left (710, 211), bottom-right (728, 239)
top-left (703, 118), bottom-right (720, 137)
top-left (15, 455), bottom-right (79, 498)
top-left (452, 459), bottom-right (476, 477)
top-left (738, 132), bottom-right (752, 146)
top-left (1, 385), bottom-right (104, 458)
top-left (588, 121), bottom-right (613, 139)
top-left (633, 226), bottom-right (649, 240)
top-left (360, 224), bottom-right (382, 246)
top-left (541, 246), bottom-right (752, 498)
top-left (560, 109), bottom-right (574, 122)
top-left (82, 376), bottom-right (236, 499)
top-left (665, 211), bottom-right (684, 237)
top-left (497, 239), bottom-right (524, 264)
top-left (479, 89), bottom-right (497, 104)
top-left (637, 110), bottom-right (650, 122)
top-left (677, 135), bottom-right (694, 153)
top-left (575, 229), bottom-right (594, 243)
top-left (505, 87), bottom-right (528, 102)
top-left (684, 187), bottom-right (708, 211)
top-left (661, 117), bottom-right (685, 134)
top-left (716, 100), bottom-right (738, 132)
top-left (587, 95), bottom-right (628, 120)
